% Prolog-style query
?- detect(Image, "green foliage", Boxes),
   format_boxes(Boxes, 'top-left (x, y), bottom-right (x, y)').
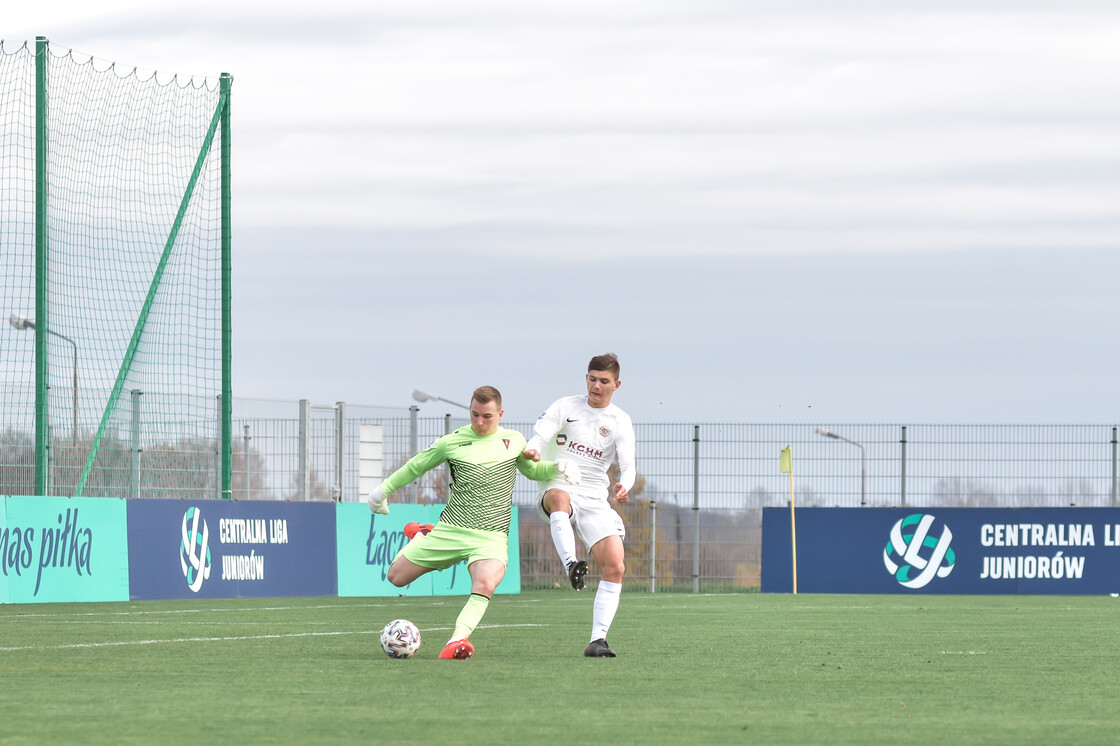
top-left (2, 593), bottom-right (1120, 744)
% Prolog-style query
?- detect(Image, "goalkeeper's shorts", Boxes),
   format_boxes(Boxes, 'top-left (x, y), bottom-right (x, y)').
top-left (395, 522), bottom-right (509, 571)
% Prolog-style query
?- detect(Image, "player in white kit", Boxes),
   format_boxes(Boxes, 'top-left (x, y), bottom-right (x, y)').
top-left (523, 353), bottom-right (636, 657)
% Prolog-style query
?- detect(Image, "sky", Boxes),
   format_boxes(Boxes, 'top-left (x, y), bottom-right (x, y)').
top-left (6, 1), bottom-right (1120, 424)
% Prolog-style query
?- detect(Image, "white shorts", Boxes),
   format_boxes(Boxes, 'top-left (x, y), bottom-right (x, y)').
top-left (537, 487), bottom-right (625, 551)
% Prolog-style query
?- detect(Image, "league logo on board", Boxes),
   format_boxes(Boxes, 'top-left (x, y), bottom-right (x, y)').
top-left (180, 506), bottom-right (212, 593)
top-left (883, 513), bottom-right (956, 589)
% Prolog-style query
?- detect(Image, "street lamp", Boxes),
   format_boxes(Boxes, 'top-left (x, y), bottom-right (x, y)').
top-left (412, 389), bottom-right (469, 410)
top-left (816, 427), bottom-right (866, 506)
top-left (10, 312), bottom-right (79, 444)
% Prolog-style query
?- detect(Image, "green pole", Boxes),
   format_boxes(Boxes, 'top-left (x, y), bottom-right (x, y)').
top-left (220, 72), bottom-right (232, 499)
top-left (34, 36), bottom-right (48, 496)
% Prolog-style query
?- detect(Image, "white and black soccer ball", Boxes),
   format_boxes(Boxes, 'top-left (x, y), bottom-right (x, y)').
top-left (380, 619), bottom-right (421, 659)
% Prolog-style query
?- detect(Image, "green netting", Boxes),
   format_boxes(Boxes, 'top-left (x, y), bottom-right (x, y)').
top-left (0, 38), bottom-right (230, 499)
top-left (0, 42), bottom-right (36, 494)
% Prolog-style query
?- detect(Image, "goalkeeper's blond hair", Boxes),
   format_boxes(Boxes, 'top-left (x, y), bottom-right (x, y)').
top-left (471, 385), bottom-right (502, 408)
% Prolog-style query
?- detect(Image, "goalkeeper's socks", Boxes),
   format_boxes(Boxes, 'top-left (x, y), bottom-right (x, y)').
top-left (549, 511), bottom-right (578, 568)
top-left (591, 581), bottom-right (622, 642)
top-left (451, 592), bottom-right (490, 641)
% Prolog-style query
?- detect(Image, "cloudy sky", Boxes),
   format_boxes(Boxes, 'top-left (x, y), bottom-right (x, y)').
top-left (7, 1), bottom-right (1120, 424)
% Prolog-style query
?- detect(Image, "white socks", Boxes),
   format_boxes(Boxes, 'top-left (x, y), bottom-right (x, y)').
top-left (549, 510), bottom-right (621, 642)
top-left (549, 511), bottom-right (577, 568)
top-left (591, 580), bottom-right (622, 642)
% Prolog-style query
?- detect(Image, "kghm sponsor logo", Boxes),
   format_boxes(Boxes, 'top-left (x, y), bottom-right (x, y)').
top-left (883, 513), bottom-right (956, 589)
top-left (553, 433), bottom-right (604, 460)
top-left (180, 507), bottom-right (212, 592)
top-left (563, 441), bottom-right (604, 460)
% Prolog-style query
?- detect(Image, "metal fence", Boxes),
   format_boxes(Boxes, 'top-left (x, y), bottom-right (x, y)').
top-left (4, 396), bottom-right (1117, 592)
top-left (226, 406), bottom-right (1119, 592)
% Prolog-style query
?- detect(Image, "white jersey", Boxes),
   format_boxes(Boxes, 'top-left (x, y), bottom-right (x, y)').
top-left (527, 395), bottom-right (636, 499)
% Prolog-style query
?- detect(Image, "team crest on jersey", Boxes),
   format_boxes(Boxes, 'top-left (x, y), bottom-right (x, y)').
top-left (599, 426), bottom-right (611, 437)
top-left (502, 438), bottom-right (510, 449)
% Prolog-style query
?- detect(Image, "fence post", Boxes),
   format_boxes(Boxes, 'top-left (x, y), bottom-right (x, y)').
top-left (900, 425), bottom-right (907, 507)
top-left (444, 413), bottom-right (453, 501)
top-left (409, 405), bottom-right (419, 504)
top-left (130, 389), bottom-right (141, 500)
top-left (298, 399), bottom-right (310, 501)
top-left (242, 423), bottom-right (251, 501)
top-left (650, 500), bottom-right (657, 593)
top-left (334, 401), bottom-right (345, 502)
top-left (215, 394), bottom-right (223, 500)
top-left (45, 423), bottom-right (53, 496)
top-left (692, 424), bottom-right (700, 594)
top-left (1112, 427), bottom-right (1117, 508)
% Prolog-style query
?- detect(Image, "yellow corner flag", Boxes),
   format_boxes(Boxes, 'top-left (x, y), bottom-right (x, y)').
top-left (780, 445), bottom-right (797, 594)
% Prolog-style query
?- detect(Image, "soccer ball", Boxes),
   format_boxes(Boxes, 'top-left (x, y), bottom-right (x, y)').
top-left (380, 619), bottom-right (421, 659)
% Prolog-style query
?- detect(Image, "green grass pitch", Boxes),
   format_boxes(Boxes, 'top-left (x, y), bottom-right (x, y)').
top-left (3, 591), bottom-right (1120, 744)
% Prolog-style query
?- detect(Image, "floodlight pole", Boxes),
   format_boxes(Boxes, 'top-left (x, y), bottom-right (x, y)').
top-left (412, 389), bottom-right (469, 411)
top-left (10, 313), bottom-right (78, 446)
top-left (816, 427), bottom-right (866, 506)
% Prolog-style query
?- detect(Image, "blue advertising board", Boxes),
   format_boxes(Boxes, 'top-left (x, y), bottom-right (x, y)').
top-left (127, 500), bottom-right (337, 600)
top-left (336, 503), bottom-right (521, 597)
top-left (0, 496), bottom-right (129, 604)
top-left (762, 507), bottom-right (1120, 594)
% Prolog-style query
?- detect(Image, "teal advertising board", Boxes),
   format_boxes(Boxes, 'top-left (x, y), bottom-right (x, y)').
top-left (1, 498), bottom-right (520, 604)
top-left (0, 496), bottom-right (129, 604)
top-left (337, 504), bottom-right (521, 597)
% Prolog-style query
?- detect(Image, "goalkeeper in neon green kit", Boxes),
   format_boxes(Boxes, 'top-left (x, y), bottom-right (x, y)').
top-left (368, 385), bottom-right (580, 660)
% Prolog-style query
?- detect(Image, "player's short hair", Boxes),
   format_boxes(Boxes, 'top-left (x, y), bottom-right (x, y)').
top-left (588, 353), bottom-right (620, 378)
top-left (472, 385), bottom-right (503, 408)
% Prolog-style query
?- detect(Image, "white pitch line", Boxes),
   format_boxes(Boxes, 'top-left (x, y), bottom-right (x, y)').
top-left (0, 629), bottom-right (379, 651)
top-left (0, 600), bottom-right (467, 620)
top-left (0, 623), bottom-right (547, 652)
top-left (37, 620), bottom-right (340, 626)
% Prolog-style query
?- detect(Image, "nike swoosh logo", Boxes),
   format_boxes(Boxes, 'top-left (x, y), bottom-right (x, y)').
top-left (566, 418), bottom-right (578, 422)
